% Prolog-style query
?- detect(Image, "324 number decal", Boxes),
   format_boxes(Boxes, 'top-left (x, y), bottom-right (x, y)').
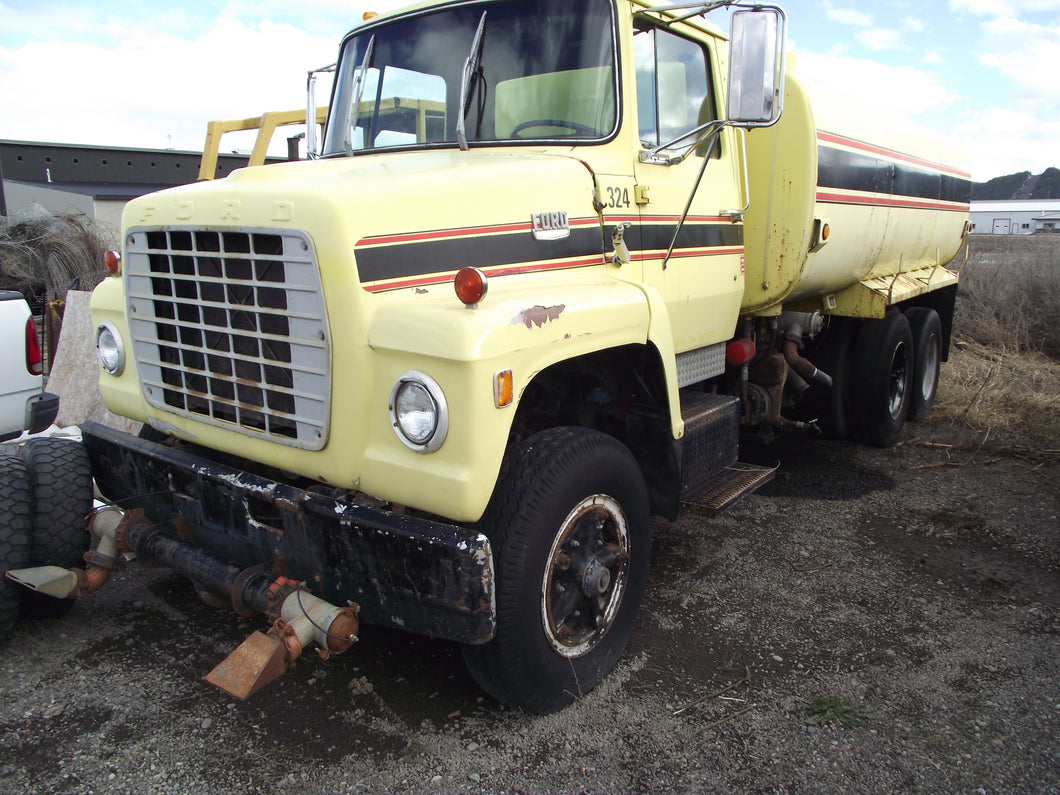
top-left (605, 186), bottom-right (631, 209)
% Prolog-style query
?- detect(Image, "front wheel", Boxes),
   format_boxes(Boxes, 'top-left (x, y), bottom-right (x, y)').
top-left (461, 428), bottom-right (650, 714)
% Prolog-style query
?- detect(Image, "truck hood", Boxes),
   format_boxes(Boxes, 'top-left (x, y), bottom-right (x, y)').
top-left (144, 149), bottom-right (608, 291)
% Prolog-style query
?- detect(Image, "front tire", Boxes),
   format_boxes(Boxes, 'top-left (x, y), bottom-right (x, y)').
top-left (849, 312), bottom-right (914, 447)
top-left (461, 428), bottom-right (650, 714)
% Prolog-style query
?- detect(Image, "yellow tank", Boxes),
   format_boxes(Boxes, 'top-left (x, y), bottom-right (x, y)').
top-left (740, 67), bottom-right (970, 317)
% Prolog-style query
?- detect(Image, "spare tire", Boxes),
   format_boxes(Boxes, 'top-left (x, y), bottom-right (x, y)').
top-left (19, 437), bottom-right (94, 619)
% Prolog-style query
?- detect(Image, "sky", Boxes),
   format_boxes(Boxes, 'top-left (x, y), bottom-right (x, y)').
top-left (0, 0), bottom-right (1057, 182)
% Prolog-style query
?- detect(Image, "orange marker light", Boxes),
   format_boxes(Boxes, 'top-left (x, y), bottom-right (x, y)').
top-left (104, 249), bottom-right (122, 276)
top-left (820, 223), bottom-right (831, 241)
top-left (455, 267), bottom-right (488, 306)
top-left (494, 370), bottom-right (514, 408)
top-left (363, 12), bottom-right (378, 21)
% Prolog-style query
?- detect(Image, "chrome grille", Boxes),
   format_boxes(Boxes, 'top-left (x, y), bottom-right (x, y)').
top-left (125, 227), bottom-right (329, 449)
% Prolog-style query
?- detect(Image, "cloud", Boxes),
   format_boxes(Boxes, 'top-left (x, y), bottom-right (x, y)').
top-left (796, 52), bottom-right (959, 117)
top-left (978, 17), bottom-right (1060, 102)
top-left (858, 28), bottom-right (903, 51)
top-left (952, 105), bottom-right (1060, 180)
top-left (949, 0), bottom-right (1060, 13)
top-left (0, 17), bottom-right (338, 151)
top-left (823, 4), bottom-right (874, 27)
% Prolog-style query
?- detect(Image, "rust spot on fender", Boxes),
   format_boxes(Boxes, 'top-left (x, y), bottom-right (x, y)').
top-left (514, 304), bottom-right (566, 329)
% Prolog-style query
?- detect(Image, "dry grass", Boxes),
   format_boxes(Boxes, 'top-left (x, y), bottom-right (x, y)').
top-left (955, 235), bottom-right (1060, 357)
top-left (934, 235), bottom-right (1060, 454)
top-left (936, 341), bottom-right (1060, 454)
top-left (0, 205), bottom-right (110, 301)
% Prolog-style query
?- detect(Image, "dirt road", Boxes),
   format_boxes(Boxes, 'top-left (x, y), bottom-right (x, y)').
top-left (1, 408), bottom-right (1057, 794)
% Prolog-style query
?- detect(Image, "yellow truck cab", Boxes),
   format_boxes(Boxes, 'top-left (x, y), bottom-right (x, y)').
top-left (78, 0), bottom-right (969, 713)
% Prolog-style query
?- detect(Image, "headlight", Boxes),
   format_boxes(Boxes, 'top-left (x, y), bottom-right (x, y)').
top-left (96, 322), bottom-right (125, 375)
top-left (388, 371), bottom-right (448, 453)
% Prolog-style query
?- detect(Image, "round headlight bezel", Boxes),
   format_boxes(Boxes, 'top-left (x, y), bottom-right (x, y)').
top-left (388, 371), bottom-right (448, 453)
top-left (96, 321), bottom-right (126, 376)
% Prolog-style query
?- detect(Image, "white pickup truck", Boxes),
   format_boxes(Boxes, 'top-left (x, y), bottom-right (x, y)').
top-left (0, 291), bottom-right (58, 442)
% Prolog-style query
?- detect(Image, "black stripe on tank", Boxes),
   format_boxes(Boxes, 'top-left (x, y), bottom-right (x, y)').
top-left (818, 145), bottom-right (972, 204)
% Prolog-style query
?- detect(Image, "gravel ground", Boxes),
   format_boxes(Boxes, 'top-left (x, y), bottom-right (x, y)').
top-left (0, 409), bottom-right (1057, 794)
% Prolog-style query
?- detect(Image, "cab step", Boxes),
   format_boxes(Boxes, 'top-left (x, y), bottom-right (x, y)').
top-left (681, 461), bottom-right (777, 517)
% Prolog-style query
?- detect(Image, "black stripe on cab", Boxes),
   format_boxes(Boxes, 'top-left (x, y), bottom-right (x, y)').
top-left (356, 221), bottom-right (745, 284)
top-left (356, 226), bottom-right (605, 283)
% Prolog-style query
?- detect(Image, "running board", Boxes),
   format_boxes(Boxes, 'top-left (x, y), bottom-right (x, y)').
top-left (681, 462), bottom-right (777, 517)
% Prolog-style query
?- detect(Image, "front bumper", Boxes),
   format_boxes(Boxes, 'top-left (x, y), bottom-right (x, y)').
top-left (82, 421), bottom-right (495, 644)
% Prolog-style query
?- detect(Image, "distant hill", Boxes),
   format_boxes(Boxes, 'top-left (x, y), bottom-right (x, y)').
top-left (973, 168), bottom-right (1060, 201)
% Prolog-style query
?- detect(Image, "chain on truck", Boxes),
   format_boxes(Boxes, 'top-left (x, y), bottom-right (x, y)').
top-left (4, 0), bottom-right (970, 714)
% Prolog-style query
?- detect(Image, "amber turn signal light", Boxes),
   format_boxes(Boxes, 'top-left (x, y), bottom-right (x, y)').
top-left (494, 370), bottom-right (514, 408)
top-left (104, 249), bottom-right (122, 276)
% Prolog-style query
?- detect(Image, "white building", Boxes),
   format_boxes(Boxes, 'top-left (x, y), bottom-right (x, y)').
top-left (970, 200), bottom-right (1060, 235)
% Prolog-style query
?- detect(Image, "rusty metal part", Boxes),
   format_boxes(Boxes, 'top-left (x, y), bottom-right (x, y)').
top-left (206, 587), bottom-right (361, 700)
top-left (203, 631), bottom-right (288, 700)
top-left (265, 577), bottom-right (301, 616)
top-left (748, 353), bottom-right (787, 427)
top-left (782, 339), bottom-right (832, 388)
top-left (83, 420), bottom-right (496, 645)
top-left (269, 618), bottom-right (304, 664)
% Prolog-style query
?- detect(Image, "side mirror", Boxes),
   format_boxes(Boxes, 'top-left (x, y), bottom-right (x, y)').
top-left (727, 7), bottom-right (786, 127)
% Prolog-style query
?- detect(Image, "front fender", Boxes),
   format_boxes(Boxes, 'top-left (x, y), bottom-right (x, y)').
top-left (361, 269), bottom-right (651, 521)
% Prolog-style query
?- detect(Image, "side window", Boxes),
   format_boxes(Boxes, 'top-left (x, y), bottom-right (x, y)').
top-left (634, 24), bottom-right (718, 155)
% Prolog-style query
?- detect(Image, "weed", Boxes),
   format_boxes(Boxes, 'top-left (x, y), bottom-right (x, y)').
top-left (805, 696), bottom-right (872, 726)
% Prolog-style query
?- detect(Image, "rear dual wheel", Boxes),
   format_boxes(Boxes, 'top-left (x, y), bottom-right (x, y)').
top-left (461, 427), bottom-right (650, 714)
top-left (906, 308), bottom-right (942, 422)
top-left (849, 312), bottom-right (914, 447)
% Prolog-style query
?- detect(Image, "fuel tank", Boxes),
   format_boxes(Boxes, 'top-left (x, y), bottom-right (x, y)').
top-left (740, 66), bottom-right (971, 314)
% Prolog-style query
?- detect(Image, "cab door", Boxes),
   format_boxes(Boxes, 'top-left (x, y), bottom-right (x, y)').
top-left (631, 20), bottom-right (745, 354)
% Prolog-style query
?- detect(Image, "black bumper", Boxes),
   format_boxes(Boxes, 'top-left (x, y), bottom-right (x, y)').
top-left (26, 391), bottom-right (59, 435)
top-left (82, 421), bottom-right (495, 644)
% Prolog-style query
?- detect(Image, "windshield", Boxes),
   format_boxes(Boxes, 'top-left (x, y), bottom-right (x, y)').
top-left (322, 0), bottom-right (617, 155)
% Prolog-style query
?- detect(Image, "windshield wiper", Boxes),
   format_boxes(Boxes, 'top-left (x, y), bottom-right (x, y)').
top-left (457, 11), bottom-right (487, 151)
top-left (344, 34), bottom-right (376, 156)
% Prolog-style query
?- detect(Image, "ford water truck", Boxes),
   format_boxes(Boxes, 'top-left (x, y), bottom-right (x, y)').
top-left (8, 0), bottom-right (969, 713)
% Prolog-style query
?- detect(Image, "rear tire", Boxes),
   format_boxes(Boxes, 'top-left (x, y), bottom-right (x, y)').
top-left (906, 308), bottom-right (942, 422)
top-left (18, 438), bottom-right (94, 619)
top-left (0, 454), bottom-right (32, 643)
top-left (461, 428), bottom-right (651, 714)
top-left (795, 317), bottom-right (857, 440)
top-left (849, 312), bottom-right (914, 447)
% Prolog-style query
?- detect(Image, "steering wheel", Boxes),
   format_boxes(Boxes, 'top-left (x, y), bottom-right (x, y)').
top-left (510, 119), bottom-right (598, 138)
